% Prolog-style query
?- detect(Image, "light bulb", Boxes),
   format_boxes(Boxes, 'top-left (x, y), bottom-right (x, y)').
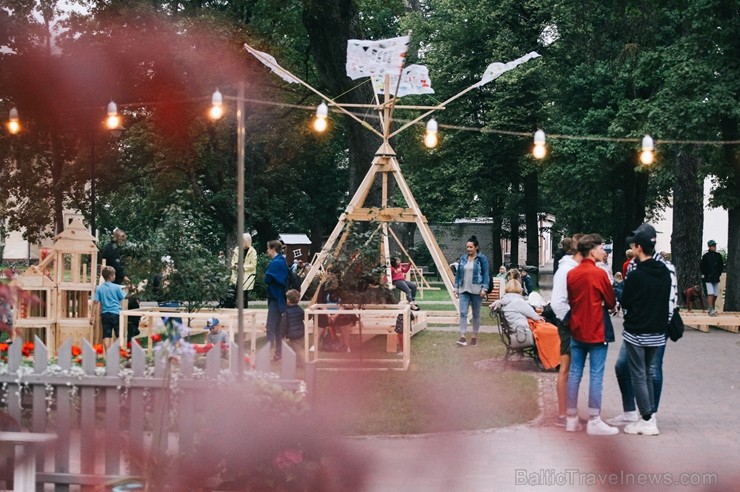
top-left (640, 150), bottom-right (654, 165)
top-left (209, 90), bottom-right (224, 120)
top-left (533, 144), bottom-right (547, 159)
top-left (7, 108), bottom-right (20, 134)
top-left (209, 105), bottom-right (224, 120)
top-left (106, 114), bottom-right (121, 130)
top-left (640, 135), bottom-right (654, 165)
top-left (313, 117), bottom-right (328, 133)
top-left (424, 132), bottom-right (438, 148)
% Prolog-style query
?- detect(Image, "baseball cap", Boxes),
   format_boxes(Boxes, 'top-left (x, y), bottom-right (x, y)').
top-left (626, 223), bottom-right (657, 249)
top-left (707, 239), bottom-right (716, 246)
top-left (206, 318), bottom-right (220, 329)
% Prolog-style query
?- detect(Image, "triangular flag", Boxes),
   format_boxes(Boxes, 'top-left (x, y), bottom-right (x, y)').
top-left (476, 51), bottom-right (541, 87)
top-left (346, 35), bottom-right (410, 80)
top-left (245, 45), bottom-right (301, 85)
top-left (372, 64), bottom-right (434, 97)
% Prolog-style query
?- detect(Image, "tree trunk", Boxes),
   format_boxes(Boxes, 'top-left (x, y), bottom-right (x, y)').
top-left (720, 116), bottom-right (739, 310)
top-left (670, 150), bottom-right (704, 296)
top-left (508, 213), bottom-right (520, 268)
top-left (524, 171), bottom-right (539, 267)
top-left (301, 1), bottom-right (382, 199)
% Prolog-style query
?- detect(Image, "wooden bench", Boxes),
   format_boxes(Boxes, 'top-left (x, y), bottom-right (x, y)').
top-left (490, 306), bottom-right (543, 370)
top-left (682, 311), bottom-right (740, 333)
top-left (483, 277), bottom-right (504, 306)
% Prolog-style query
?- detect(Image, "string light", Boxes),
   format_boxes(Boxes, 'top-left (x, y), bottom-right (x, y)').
top-left (424, 118), bottom-right (438, 148)
top-left (209, 90), bottom-right (224, 120)
top-left (313, 101), bottom-right (328, 132)
top-left (640, 135), bottom-right (655, 165)
top-left (7, 108), bottom-right (20, 134)
top-left (533, 129), bottom-right (546, 159)
top-left (106, 101), bottom-right (121, 130)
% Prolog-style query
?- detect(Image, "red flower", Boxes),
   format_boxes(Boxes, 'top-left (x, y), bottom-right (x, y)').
top-left (71, 345), bottom-right (82, 357)
top-left (93, 344), bottom-right (104, 355)
top-left (21, 342), bottom-right (34, 357)
top-left (120, 348), bottom-right (130, 359)
top-left (0, 343), bottom-right (8, 353)
top-left (273, 448), bottom-right (304, 470)
top-left (151, 334), bottom-right (162, 343)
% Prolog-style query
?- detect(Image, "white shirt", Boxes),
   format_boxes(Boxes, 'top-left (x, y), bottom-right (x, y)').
top-left (551, 255), bottom-right (578, 320)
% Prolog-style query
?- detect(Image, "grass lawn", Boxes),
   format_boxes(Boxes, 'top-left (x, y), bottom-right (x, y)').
top-left (312, 331), bottom-right (540, 436)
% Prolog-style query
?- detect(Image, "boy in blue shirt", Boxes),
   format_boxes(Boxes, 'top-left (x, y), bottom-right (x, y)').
top-left (94, 266), bottom-right (126, 349)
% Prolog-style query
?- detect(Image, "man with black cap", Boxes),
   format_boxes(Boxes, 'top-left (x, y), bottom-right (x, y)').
top-left (700, 239), bottom-right (724, 317)
top-left (619, 223), bottom-right (671, 436)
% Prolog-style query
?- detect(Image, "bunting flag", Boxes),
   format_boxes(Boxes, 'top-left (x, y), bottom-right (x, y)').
top-left (372, 64), bottom-right (434, 97)
top-left (476, 51), bottom-right (541, 87)
top-left (244, 45), bottom-right (301, 85)
top-left (346, 35), bottom-right (410, 80)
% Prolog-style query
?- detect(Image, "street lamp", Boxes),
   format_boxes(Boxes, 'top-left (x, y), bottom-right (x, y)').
top-left (210, 83), bottom-right (248, 375)
top-left (91, 102), bottom-right (126, 235)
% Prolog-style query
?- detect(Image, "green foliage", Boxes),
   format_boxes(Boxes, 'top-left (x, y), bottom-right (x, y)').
top-left (124, 204), bottom-right (230, 312)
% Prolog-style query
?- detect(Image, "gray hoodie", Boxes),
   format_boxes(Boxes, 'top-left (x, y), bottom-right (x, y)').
top-left (499, 293), bottom-right (541, 332)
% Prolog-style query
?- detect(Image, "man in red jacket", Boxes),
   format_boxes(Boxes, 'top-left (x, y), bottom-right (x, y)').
top-left (565, 233), bottom-right (618, 435)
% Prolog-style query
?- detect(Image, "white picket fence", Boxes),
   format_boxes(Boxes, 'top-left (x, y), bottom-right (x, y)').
top-left (0, 336), bottom-right (310, 490)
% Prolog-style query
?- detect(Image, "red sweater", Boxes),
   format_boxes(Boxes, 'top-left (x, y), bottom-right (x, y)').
top-left (391, 263), bottom-right (411, 282)
top-left (567, 258), bottom-right (617, 343)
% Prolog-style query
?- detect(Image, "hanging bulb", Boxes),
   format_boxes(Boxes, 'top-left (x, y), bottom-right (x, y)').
top-left (7, 108), bottom-right (20, 134)
top-left (640, 135), bottom-right (654, 165)
top-left (424, 118), bottom-right (438, 148)
top-left (533, 129), bottom-right (546, 159)
top-left (106, 101), bottom-right (121, 130)
top-left (312, 102), bottom-right (329, 132)
top-left (209, 89), bottom-right (224, 120)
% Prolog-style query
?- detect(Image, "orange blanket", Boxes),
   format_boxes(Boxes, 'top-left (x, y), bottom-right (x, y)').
top-left (528, 319), bottom-right (560, 370)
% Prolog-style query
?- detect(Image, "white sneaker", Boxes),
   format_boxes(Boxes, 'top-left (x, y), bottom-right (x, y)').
top-left (586, 416), bottom-right (619, 436)
top-left (565, 416), bottom-right (583, 432)
top-left (605, 411), bottom-right (639, 426)
top-left (624, 415), bottom-right (659, 436)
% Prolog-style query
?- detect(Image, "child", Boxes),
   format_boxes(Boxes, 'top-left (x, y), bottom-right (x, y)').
top-left (281, 290), bottom-right (305, 363)
top-left (94, 266), bottom-right (126, 349)
top-left (683, 284), bottom-right (706, 313)
top-left (206, 318), bottom-right (229, 345)
top-left (390, 257), bottom-right (419, 310)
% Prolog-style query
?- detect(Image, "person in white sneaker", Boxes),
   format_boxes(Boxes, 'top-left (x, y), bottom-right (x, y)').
top-left (606, 247), bottom-right (677, 428)
top-left (565, 234), bottom-right (618, 436)
top-left (620, 224), bottom-right (671, 436)
top-left (453, 236), bottom-right (490, 347)
top-left (549, 235), bottom-right (584, 427)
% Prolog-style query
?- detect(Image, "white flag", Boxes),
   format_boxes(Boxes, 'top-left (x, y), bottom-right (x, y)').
top-left (372, 64), bottom-right (434, 97)
top-left (346, 35), bottom-right (410, 80)
top-left (476, 51), bottom-right (541, 87)
top-left (244, 45), bottom-right (301, 85)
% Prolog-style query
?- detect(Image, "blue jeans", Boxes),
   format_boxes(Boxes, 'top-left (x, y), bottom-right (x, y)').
top-left (567, 339), bottom-right (609, 417)
top-left (266, 299), bottom-right (283, 356)
top-left (615, 341), bottom-right (665, 413)
top-left (458, 292), bottom-right (482, 336)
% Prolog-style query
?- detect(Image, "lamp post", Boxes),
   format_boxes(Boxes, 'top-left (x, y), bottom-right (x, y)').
top-left (209, 82), bottom-right (247, 375)
top-left (88, 102), bottom-right (125, 235)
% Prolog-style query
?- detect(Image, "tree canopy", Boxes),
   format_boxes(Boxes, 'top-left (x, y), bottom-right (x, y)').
top-left (1, 0), bottom-right (737, 308)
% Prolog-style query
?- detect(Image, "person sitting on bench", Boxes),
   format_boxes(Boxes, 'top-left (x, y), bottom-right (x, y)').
top-left (390, 257), bottom-right (419, 311)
